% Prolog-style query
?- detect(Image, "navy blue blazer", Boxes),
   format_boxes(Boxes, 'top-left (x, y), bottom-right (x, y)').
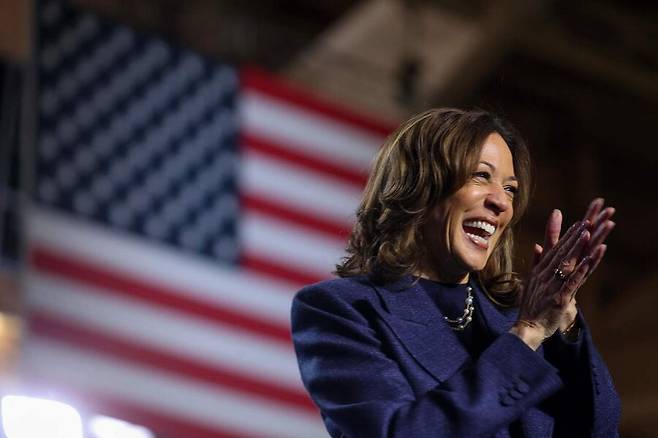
top-left (291, 275), bottom-right (620, 437)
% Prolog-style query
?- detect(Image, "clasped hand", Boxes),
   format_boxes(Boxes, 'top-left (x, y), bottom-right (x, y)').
top-left (511, 198), bottom-right (616, 349)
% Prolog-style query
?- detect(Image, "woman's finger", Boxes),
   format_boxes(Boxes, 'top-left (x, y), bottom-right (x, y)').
top-left (543, 209), bottom-right (562, 252)
top-left (592, 207), bottom-right (617, 225)
top-left (536, 220), bottom-right (585, 271)
top-left (559, 255), bottom-right (591, 303)
top-left (549, 230), bottom-right (588, 307)
top-left (532, 243), bottom-right (543, 267)
top-left (583, 198), bottom-right (604, 224)
top-left (557, 229), bottom-right (590, 274)
top-left (593, 206), bottom-right (615, 227)
top-left (588, 220), bottom-right (615, 254)
top-left (582, 244), bottom-right (607, 283)
top-left (540, 221), bottom-right (588, 274)
top-left (533, 210), bottom-right (561, 269)
top-left (588, 207), bottom-right (615, 237)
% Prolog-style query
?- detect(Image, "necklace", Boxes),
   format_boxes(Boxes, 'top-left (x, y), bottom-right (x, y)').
top-left (443, 286), bottom-right (474, 331)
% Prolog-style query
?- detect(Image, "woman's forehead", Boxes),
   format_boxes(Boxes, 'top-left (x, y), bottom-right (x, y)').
top-left (478, 133), bottom-right (515, 177)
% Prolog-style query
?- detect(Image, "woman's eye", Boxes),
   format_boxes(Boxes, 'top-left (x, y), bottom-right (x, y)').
top-left (505, 185), bottom-right (519, 197)
top-left (472, 171), bottom-right (490, 180)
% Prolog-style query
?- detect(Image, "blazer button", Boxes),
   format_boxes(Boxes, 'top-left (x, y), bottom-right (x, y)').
top-left (499, 393), bottom-right (516, 406)
top-left (514, 380), bottom-right (530, 394)
top-left (509, 388), bottom-right (524, 400)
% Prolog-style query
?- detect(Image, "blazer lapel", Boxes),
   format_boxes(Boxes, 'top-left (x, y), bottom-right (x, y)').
top-left (370, 276), bottom-right (470, 383)
top-left (473, 284), bottom-right (518, 338)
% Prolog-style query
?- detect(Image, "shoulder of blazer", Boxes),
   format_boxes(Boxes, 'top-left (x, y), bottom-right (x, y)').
top-left (293, 275), bottom-right (384, 306)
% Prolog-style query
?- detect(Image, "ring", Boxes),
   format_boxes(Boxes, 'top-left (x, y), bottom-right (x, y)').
top-left (553, 267), bottom-right (567, 280)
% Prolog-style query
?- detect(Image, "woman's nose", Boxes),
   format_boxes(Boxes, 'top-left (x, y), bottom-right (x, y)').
top-left (485, 185), bottom-right (512, 214)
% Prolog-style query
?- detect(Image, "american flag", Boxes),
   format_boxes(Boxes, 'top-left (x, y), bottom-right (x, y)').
top-left (21, 0), bottom-right (393, 436)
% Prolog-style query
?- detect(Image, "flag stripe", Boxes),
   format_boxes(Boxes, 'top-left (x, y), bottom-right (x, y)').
top-left (242, 133), bottom-right (368, 187)
top-left (27, 208), bottom-right (297, 322)
top-left (30, 313), bottom-right (316, 412)
top-left (27, 271), bottom-right (302, 386)
top-left (23, 339), bottom-right (328, 437)
top-left (30, 247), bottom-right (292, 344)
top-left (241, 68), bottom-right (395, 136)
top-left (240, 91), bottom-right (382, 174)
top-left (242, 212), bottom-right (346, 277)
top-left (242, 193), bottom-right (350, 239)
top-left (241, 254), bottom-right (326, 286)
top-left (242, 152), bottom-right (362, 225)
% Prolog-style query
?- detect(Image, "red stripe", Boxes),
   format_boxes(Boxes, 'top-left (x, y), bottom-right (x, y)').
top-left (20, 380), bottom-right (266, 438)
top-left (240, 67), bottom-right (397, 137)
top-left (241, 253), bottom-right (327, 286)
top-left (30, 247), bottom-right (292, 345)
top-left (30, 312), bottom-right (317, 413)
top-left (90, 398), bottom-right (259, 438)
top-left (242, 133), bottom-right (368, 188)
top-left (242, 194), bottom-right (352, 240)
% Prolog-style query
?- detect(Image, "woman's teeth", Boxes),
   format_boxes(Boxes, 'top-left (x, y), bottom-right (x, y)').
top-left (463, 220), bottom-right (496, 236)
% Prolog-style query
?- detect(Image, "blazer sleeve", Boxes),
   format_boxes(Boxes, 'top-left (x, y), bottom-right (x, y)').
top-left (291, 284), bottom-right (564, 438)
top-left (543, 312), bottom-right (621, 438)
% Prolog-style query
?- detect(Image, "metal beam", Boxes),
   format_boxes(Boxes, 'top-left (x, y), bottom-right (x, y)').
top-left (283, 0), bottom-right (543, 119)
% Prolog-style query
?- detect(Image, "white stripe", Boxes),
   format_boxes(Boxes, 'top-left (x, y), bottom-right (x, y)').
top-left (21, 339), bottom-right (328, 438)
top-left (242, 151), bottom-right (362, 226)
top-left (242, 212), bottom-right (346, 278)
top-left (25, 271), bottom-right (302, 387)
top-left (240, 90), bottom-right (383, 173)
top-left (27, 206), bottom-right (298, 325)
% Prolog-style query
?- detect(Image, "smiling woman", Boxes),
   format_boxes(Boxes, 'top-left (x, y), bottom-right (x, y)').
top-left (291, 108), bottom-right (620, 437)
top-left (336, 108), bottom-right (531, 303)
top-left (421, 133), bottom-right (519, 284)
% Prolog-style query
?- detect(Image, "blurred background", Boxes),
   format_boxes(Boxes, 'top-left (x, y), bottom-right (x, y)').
top-left (0, 0), bottom-right (656, 437)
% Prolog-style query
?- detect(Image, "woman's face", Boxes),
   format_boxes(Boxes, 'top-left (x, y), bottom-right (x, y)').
top-left (423, 132), bottom-right (518, 283)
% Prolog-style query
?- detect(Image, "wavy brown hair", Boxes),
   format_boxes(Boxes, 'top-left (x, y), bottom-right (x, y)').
top-left (335, 108), bottom-right (531, 303)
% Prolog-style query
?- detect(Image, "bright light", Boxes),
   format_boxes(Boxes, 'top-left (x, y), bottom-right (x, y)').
top-left (1, 395), bottom-right (83, 438)
top-left (89, 415), bottom-right (154, 438)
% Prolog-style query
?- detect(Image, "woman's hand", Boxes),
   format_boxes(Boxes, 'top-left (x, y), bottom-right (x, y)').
top-left (535, 199), bottom-right (615, 328)
top-left (510, 198), bottom-right (616, 349)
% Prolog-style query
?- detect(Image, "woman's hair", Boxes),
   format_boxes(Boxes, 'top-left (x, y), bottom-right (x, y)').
top-left (335, 108), bottom-right (531, 303)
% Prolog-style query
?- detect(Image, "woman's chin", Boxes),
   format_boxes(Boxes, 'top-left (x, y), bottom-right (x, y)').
top-left (454, 247), bottom-right (490, 273)
top-left (464, 259), bottom-right (487, 273)
top-left (454, 236), bottom-right (491, 271)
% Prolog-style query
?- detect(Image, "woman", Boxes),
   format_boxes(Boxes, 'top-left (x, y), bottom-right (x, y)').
top-left (291, 108), bottom-right (620, 437)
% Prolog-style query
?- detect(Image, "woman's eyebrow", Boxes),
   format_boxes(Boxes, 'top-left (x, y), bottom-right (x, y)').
top-left (480, 161), bottom-right (496, 171)
top-left (480, 161), bottom-right (517, 182)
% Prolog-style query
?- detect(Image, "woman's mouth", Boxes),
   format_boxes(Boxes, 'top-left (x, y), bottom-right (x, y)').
top-left (462, 220), bottom-right (496, 249)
